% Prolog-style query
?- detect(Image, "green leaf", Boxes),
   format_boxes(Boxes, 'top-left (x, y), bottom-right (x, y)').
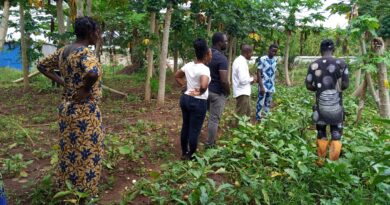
top-left (65, 180), bottom-right (73, 190)
top-left (262, 188), bottom-right (270, 205)
top-left (215, 167), bottom-right (227, 174)
top-left (200, 186), bottom-right (208, 205)
top-left (298, 164), bottom-right (309, 174)
top-left (53, 190), bottom-right (72, 199)
top-left (216, 183), bottom-right (233, 192)
top-left (284, 168), bottom-right (298, 181)
top-left (118, 145), bottom-right (132, 155)
top-left (353, 146), bottom-right (373, 153)
top-left (190, 170), bottom-right (202, 179)
top-left (373, 118), bottom-right (390, 124)
top-left (75, 191), bottom-right (89, 198)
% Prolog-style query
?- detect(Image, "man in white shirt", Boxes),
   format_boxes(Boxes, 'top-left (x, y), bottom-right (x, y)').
top-left (232, 45), bottom-right (255, 117)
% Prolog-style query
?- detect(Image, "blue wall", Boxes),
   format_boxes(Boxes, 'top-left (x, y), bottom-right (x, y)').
top-left (0, 43), bottom-right (23, 70)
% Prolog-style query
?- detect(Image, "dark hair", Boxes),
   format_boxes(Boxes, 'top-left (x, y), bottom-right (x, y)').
top-left (212, 32), bottom-right (225, 46)
top-left (320, 39), bottom-right (335, 53)
top-left (269, 44), bottom-right (279, 50)
top-left (193, 38), bottom-right (209, 60)
top-left (74, 17), bottom-right (99, 39)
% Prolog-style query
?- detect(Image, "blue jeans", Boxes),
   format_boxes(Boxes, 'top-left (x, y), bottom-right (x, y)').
top-left (180, 94), bottom-right (207, 156)
top-left (256, 92), bottom-right (273, 120)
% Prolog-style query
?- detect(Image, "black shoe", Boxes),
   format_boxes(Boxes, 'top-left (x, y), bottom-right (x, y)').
top-left (181, 154), bottom-right (190, 161)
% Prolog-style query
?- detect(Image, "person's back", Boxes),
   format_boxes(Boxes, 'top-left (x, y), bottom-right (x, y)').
top-left (307, 56), bottom-right (348, 125)
top-left (182, 62), bottom-right (210, 100)
top-left (305, 39), bottom-right (349, 164)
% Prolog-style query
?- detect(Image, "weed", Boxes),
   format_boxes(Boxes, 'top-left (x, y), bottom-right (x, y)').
top-left (1, 153), bottom-right (33, 177)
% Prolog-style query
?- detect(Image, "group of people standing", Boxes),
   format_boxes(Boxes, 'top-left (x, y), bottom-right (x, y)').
top-left (175, 32), bottom-right (281, 160)
top-left (0, 16), bottom-right (348, 202)
top-left (176, 33), bottom-right (349, 168)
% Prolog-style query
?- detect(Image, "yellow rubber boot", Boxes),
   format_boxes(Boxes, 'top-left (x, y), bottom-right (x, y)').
top-left (329, 140), bottom-right (342, 161)
top-left (316, 139), bottom-right (329, 166)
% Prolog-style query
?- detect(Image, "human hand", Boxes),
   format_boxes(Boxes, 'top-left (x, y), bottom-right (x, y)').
top-left (259, 87), bottom-right (265, 95)
top-left (251, 75), bottom-right (257, 84)
top-left (73, 87), bottom-right (92, 103)
top-left (189, 88), bottom-right (201, 96)
top-left (181, 85), bottom-right (187, 94)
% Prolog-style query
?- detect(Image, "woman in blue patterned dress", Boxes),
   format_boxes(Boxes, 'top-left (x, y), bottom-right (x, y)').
top-left (37, 17), bottom-right (104, 197)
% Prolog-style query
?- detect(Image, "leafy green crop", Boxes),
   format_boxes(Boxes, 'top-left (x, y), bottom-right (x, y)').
top-left (121, 73), bottom-right (389, 204)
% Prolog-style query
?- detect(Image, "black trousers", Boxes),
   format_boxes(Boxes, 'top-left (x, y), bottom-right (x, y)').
top-left (316, 124), bottom-right (343, 140)
top-left (180, 94), bottom-right (207, 156)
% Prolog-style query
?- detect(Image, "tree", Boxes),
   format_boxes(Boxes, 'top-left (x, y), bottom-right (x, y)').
top-left (56, 0), bottom-right (65, 45)
top-left (371, 38), bottom-right (390, 118)
top-left (144, 11), bottom-right (156, 102)
top-left (0, 0), bottom-right (11, 51)
top-left (280, 0), bottom-right (324, 86)
top-left (86, 0), bottom-right (92, 16)
top-left (157, 1), bottom-right (174, 106)
top-left (20, 1), bottom-right (29, 92)
top-left (76, 0), bottom-right (83, 17)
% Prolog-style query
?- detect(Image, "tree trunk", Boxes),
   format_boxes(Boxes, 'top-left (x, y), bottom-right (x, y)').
top-left (358, 37), bottom-right (380, 107)
top-left (56, 0), bottom-right (65, 45)
top-left (145, 12), bottom-right (156, 103)
top-left (284, 30), bottom-right (292, 86)
top-left (76, 0), bottom-right (84, 17)
top-left (157, 4), bottom-right (173, 106)
top-left (0, 0), bottom-right (11, 51)
top-left (173, 47), bottom-right (179, 72)
top-left (66, 16), bottom-right (72, 32)
top-left (299, 31), bottom-right (304, 55)
top-left (95, 24), bottom-right (103, 62)
top-left (227, 36), bottom-right (235, 84)
top-left (355, 35), bottom-right (380, 122)
top-left (372, 38), bottom-right (390, 118)
top-left (207, 14), bottom-right (212, 37)
top-left (367, 73), bottom-right (380, 108)
top-left (20, 2), bottom-right (29, 92)
top-left (342, 39), bottom-right (348, 55)
top-left (356, 74), bottom-right (368, 124)
top-left (86, 0), bottom-right (92, 16)
top-left (355, 69), bottom-right (361, 90)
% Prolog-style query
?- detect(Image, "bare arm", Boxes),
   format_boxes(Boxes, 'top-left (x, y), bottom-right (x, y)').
top-left (174, 70), bottom-right (186, 87)
top-left (257, 69), bottom-right (265, 94)
top-left (219, 70), bottom-right (230, 96)
top-left (38, 65), bottom-right (65, 86)
top-left (37, 49), bottom-right (64, 86)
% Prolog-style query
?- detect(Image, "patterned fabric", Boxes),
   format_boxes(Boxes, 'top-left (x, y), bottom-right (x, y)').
top-left (37, 46), bottom-right (103, 196)
top-left (0, 172), bottom-right (6, 204)
top-left (256, 92), bottom-right (273, 120)
top-left (257, 55), bottom-right (278, 93)
top-left (305, 57), bottom-right (349, 125)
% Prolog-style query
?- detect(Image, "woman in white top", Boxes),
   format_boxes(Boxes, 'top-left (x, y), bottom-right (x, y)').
top-left (175, 38), bottom-right (212, 160)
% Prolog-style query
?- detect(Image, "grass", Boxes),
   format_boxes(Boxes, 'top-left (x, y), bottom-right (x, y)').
top-left (0, 67), bottom-right (24, 88)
